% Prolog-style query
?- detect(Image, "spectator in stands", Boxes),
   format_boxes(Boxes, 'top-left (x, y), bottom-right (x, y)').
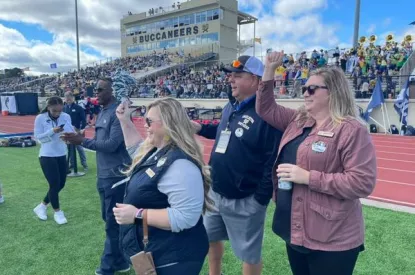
top-left (64, 92), bottom-right (88, 172)
top-left (193, 55), bottom-right (283, 275)
top-left (361, 81), bottom-right (369, 98)
top-left (33, 96), bottom-right (74, 225)
top-left (115, 98), bottom-right (211, 275)
top-left (256, 51), bottom-right (377, 275)
top-left (62, 78), bottom-right (131, 275)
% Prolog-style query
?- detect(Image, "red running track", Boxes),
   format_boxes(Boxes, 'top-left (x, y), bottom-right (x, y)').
top-left (1, 115), bottom-right (414, 208)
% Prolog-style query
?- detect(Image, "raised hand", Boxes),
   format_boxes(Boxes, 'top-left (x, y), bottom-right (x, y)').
top-left (265, 51), bottom-right (285, 71)
top-left (116, 100), bottom-right (134, 122)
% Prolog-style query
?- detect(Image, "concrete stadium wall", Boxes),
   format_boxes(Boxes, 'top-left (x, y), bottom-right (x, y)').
top-left (38, 97), bottom-right (414, 132)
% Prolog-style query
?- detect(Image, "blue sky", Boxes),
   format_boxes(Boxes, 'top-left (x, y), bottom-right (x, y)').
top-left (321, 0), bottom-right (415, 44)
top-left (238, 0), bottom-right (415, 50)
top-left (0, 0), bottom-right (414, 73)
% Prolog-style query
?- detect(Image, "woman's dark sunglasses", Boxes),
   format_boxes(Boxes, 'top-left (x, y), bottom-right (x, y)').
top-left (145, 117), bottom-right (161, 127)
top-left (302, 85), bottom-right (328, 95)
top-left (145, 118), bottom-right (153, 127)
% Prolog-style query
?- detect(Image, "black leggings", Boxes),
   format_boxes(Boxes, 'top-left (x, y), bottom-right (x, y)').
top-left (39, 156), bottom-right (67, 210)
top-left (286, 244), bottom-right (361, 275)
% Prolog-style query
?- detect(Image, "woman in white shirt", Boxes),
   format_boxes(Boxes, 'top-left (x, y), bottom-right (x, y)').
top-left (33, 96), bottom-right (73, 225)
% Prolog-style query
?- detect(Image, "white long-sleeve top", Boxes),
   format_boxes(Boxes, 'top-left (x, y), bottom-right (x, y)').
top-left (34, 112), bottom-right (74, 157)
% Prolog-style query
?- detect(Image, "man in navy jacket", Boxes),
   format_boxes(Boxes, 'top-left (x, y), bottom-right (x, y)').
top-left (193, 55), bottom-right (282, 275)
top-left (62, 80), bottom-right (131, 275)
top-left (64, 91), bottom-right (88, 171)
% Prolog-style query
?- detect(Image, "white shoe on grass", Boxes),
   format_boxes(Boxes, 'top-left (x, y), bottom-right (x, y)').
top-left (0, 196), bottom-right (4, 204)
top-left (54, 211), bottom-right (68, 225)
top-left (33, 203), bottom-right (47, 220)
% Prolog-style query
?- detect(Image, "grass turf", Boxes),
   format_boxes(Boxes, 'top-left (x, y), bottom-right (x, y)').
top-left (0, 147), bottom-right (414, 275)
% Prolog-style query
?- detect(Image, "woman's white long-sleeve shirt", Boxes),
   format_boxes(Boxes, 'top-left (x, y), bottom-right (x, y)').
top-left (34, 112), bottom-right (73, 157)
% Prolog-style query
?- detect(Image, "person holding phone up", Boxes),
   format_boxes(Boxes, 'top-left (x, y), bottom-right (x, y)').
top-left (33, 96), bottom-right (74, 225)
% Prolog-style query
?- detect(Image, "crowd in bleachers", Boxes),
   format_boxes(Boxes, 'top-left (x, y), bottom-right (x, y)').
top-left (0, 76), bottom-right (43, 92)
top-left (346, 41), bottom-right (412, 98)
top-left (0, 51), bottom-right (174, 95)
top-left (0, 38), bottom-right (413, 100)
top-left (135, 63), bottom-right (229, 99)
top-left (270, 40), bottom-right (413, 99)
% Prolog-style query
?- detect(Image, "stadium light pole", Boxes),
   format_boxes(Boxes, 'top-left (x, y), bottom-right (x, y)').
top-left (352, 0), bottom-right (361, 48)
top-left (75, 0), bottom-right (81, 71)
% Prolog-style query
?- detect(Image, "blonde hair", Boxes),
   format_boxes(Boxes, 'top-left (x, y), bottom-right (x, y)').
top-left (124, 97), bottom-right (213, 213)
top-left (296, 66), bottom-right (365, 127)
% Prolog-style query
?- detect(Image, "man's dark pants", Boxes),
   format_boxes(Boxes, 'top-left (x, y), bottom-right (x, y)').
top-left (97, 177), bottom-right (129, 274)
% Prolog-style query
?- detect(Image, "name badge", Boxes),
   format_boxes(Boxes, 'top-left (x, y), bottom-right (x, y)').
top-left (312, 141), bottom-right (327, 153)
top-left (145, 168), bottom-right (155, 178)
top-left (215, 130), bottom-right (231, 154)
top-left (317, 131), bottom-right (334, 138)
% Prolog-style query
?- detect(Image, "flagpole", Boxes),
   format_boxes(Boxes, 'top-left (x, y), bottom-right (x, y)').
top-left (384, 103), bottom-right (392, 134)
top-left (369, 117), bottom-right (388, 132)
top-left (75, 0), bottom-right (81, 71)
top-left (380, 104), bottom-right (387, 134)
top-left (398, 117), bottom-right (403, 135)
top-left (353, 0), bottom-right (361, 48)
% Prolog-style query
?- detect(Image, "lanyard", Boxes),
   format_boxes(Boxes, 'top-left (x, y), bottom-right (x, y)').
top-left (48, 113), bottom-right (59, 128)
top-left (225, 109), bottom-right (237, 131)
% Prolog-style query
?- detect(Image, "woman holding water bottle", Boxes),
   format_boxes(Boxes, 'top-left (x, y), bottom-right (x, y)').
top-left (255, 51), bottom-right (377, 275)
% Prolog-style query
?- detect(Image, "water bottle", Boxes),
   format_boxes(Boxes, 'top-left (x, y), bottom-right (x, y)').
top-left (278, 178), bottom-right (292, 190)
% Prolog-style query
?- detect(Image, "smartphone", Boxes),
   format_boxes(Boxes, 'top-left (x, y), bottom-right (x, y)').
top-left (59, 124), bottom-right (65, 129)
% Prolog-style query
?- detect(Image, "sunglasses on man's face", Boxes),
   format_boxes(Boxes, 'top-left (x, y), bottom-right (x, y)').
top-left (302, 85), bottom-right (329, 95)
top-left (94, 87), bottom-right (105, 93)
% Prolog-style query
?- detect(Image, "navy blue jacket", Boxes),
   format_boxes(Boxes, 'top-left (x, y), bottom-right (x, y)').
top-left (120, 145), bottom-right (209, 267)
top-left (64, 102), bottom-right (86, 130)
top-left (199, 96), bottom-right (282, 205)
top-left (82, 103), bottom-right (131, 178)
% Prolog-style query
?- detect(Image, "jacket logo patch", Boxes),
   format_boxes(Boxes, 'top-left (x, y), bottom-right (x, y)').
top-left (237, 115), bottom-right (254, 130)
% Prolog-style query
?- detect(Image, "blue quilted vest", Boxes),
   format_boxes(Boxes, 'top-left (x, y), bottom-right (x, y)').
top-left (120, 145), bottom-right (209, 267)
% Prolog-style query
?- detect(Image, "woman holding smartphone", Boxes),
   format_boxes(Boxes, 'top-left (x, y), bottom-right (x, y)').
top-left (33, 96), bottom-right (73, 225)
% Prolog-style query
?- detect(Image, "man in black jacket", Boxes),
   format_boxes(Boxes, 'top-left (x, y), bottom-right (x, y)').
top-left (193, 56), bottom-right (283, 275)
top-left (64, 91), bottom-right (88, 171)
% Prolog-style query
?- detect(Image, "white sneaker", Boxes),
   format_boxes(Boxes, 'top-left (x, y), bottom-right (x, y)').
top-left (54, 211), bottom-right (68, 225)
top-left (33, 203), bottom-right (48, 220)
top-left (0, 196), bottom-right (4, 204)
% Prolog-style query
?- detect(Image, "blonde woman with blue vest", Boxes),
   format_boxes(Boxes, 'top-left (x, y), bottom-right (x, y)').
top-left (113, 98), bottom-right (212, 275)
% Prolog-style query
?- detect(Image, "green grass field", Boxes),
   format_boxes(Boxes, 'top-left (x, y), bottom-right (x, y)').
top-left (0, 146), bottom-right (414, 275)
